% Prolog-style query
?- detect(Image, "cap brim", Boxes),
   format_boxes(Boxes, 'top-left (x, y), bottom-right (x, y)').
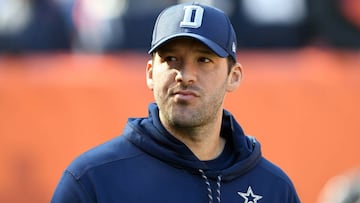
top-left (148, 33), bottom-right (228, 58)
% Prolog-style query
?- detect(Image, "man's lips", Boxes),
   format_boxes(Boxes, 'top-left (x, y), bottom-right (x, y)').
top-left (174, 90), bottom-right (198, 97)
top-left (172, 90), bottom-right (199, 100)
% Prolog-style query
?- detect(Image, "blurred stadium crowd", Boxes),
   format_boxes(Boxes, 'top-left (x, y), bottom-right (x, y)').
top-left (0, 0), bottom-right (360, 53)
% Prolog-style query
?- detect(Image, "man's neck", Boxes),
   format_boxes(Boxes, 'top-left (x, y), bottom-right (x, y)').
top-left (184, 135), bottom-right (226, 161)
top-left (165, 119), bottom-right (226, 161)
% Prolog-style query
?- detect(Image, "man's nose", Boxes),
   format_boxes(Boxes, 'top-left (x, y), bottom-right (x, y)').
top-left (175, 62), bottom-right (197, 85)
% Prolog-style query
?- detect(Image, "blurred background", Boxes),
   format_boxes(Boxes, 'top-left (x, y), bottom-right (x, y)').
top-left (0, 0), bottom-right (359, 202)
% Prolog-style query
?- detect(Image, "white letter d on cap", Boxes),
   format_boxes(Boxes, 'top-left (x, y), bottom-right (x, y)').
top-left (180, 5), bottom-right (204, 28)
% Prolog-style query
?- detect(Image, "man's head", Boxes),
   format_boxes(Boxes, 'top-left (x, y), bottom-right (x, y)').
top-left (148, 2), bottom-right (237, 63)
top-left (146, 2), bottom-right (242, 135)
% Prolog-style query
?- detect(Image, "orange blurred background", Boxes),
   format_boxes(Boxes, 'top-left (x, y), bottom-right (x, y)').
top-left (0, 49), bottom-right (359, 203)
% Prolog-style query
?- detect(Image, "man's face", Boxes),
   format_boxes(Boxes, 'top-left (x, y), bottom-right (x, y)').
top-left (146, 38), bottom-right (241, 130)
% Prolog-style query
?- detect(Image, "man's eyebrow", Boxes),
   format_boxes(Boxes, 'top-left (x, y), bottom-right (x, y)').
top-left (156, 47), bottom-right (176, 55)
top-left (195, 48), bottom-right (215, 55)
top-left (158, 47), bottom-right (174, 53)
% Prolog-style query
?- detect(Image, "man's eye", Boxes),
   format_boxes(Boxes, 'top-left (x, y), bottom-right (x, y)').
top-left (164, 56), bottom-right (177, 62)
top-left (199, 57), bottom-right (211, 63)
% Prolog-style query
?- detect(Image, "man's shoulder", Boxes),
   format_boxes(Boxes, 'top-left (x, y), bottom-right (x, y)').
top-left (66, 135), bottom-right (141, 179)
top-left (256, 158), bottom-right (296, 187)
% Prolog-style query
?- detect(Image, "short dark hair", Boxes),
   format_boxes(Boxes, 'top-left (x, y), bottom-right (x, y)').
top-left (227, 56), bottom-right (236, 74)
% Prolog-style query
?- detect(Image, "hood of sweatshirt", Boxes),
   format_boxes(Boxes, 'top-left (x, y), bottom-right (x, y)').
top-left (123, 103), bottom-right (262, 181)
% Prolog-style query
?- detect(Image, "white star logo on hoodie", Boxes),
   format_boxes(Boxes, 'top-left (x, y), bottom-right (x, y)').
top-left (238, 186), bottom-right (263, 203)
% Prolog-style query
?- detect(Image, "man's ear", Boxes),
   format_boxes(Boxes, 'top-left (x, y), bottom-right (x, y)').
top-left (146, 60), bottom-right (154, 91)
top-left (226, 62), bottom-right (243, 92)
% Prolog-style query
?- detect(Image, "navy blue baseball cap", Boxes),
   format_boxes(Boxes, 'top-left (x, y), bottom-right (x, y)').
top-left (148, 2), bottom-right (237, 61)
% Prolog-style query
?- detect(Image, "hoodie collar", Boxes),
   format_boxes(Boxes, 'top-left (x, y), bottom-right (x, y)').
top-left (123, 103), bottom-right (262, 181)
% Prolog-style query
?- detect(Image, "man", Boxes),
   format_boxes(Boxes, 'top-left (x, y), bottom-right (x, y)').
top-left (51, 2), bottom-right (300, 203)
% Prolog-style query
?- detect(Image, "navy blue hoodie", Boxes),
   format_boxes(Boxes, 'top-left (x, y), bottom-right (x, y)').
top-left (52, 103), bottom-right (300, 203)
